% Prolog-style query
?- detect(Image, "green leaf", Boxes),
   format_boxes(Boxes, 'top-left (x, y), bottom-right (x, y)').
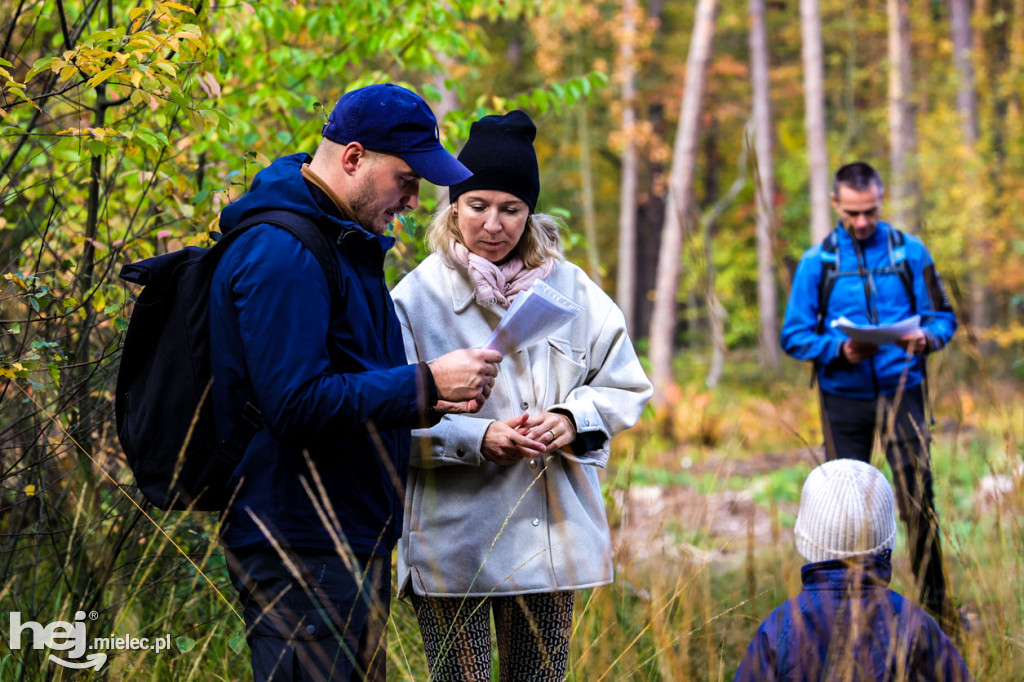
top-left (115, 317), bottom-right (130, 332)
top-left (228, 631), bottom-right (246, 654)
top-left (6, 323), bottom-right (19, 335)
top-left (175, 636), bottom-right (196, 653)
top-left (26, 57), bottom-right (55, 81)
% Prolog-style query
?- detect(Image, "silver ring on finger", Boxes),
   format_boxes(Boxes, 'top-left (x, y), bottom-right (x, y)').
top-left (547, 429), bottom-right (556, 443)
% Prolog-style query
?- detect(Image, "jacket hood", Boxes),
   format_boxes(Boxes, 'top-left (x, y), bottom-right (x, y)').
top-left (218, 152), bottom-right (394, 252)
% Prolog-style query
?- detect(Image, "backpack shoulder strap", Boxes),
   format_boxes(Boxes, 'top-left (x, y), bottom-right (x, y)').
top-left (225, 210), bottom-right (343, 308)
top-left (815, 229), bottom-right (840, 334)
top-left (887, 227), bottom-right (916, 314)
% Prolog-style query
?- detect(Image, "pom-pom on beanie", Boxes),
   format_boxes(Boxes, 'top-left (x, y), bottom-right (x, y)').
top-left (794, 459), bottom-right (897, 563)
top-left (449, 110), bottom-right (540, 212)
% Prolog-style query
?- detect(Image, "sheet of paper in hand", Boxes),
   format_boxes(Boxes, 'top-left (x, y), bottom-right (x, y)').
top-left (831, 315), bottom-right (920, 345)
top-left (484, 279), bottom-right (583, 354)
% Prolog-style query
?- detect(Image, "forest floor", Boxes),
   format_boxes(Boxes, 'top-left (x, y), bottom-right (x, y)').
top-left (611, 446), bottom-right (814, 569)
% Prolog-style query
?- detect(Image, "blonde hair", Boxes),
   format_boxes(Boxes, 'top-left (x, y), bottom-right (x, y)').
top-left (426, 204), bottom-right (564, 269)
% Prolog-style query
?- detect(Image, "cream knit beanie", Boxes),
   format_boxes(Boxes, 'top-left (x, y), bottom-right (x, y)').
top-left (794, 459), bottom-right (897, 563)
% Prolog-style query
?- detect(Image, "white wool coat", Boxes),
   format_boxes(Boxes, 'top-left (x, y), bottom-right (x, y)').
top-left (392, 254), bottom-right (652, 597)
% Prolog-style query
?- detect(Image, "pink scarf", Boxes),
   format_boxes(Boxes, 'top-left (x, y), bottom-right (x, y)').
top-left (450, 240), bottom-right (555, 309)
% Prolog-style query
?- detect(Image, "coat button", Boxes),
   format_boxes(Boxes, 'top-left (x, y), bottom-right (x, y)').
top-left (529, 459), bottom-right (538, 469)
top-left (305, 624), bottom-right (316, 635)
top-left (532, 518), bottom-right (540, 526)
top-left (584, 418), bottom-right (591, 426)
top-left (521, 401), bottom-right (529, 410)
top-left (456, 448), bottom-right (465, 458)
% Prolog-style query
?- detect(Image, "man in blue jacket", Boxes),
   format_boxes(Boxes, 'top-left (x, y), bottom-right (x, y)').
top-left (209, 83), bottom-right (503, 681)
top-left (734, 459), bottom-right (972, 681)
top-left (781, 162), bottom-right (958, 633)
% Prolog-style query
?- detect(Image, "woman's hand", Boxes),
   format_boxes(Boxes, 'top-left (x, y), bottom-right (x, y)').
top-left (517, 411), bottom-right (576, 452)
top-left (482, 414), bottom-right (546, 466)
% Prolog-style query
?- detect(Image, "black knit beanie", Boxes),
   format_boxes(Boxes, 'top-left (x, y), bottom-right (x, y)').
top-left (449, 110), bottom-right (540, 212)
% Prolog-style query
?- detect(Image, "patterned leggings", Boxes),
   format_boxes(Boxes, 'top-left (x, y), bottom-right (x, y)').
top-left (410, 591), bottom-right (574, 682)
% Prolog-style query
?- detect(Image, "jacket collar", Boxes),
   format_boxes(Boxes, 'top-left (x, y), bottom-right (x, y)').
top-left (800, 554), bottom-right (893, 591)
top-left (833, 220), bottom-right (892, 249)
top-left (446, 259), bottom-right (478, 313)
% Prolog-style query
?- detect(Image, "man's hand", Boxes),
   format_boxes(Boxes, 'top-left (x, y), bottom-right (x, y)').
top-left (482, 414), bottom-right (546, 465)
top-left (842, 340), bottom-right (878, 363)
top-left (429, 348), bottom-right (502, 403)
top-left (895, 330), bottom-right (927, 355)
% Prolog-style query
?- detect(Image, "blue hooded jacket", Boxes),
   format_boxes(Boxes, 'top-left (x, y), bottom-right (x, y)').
top-left (209, 153), bottom-right (427, 555)
top-left (781, 222), bottom-right (957, 398)
top-left (734, 556), bottom-right (972, 681)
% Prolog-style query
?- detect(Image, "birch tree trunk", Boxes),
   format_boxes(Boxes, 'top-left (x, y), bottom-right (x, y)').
top-left (649, 0), bottom-right (718, 406)
top-left (616, 0), bottom-right (640, 334)
top-left (800, 0), bottom-right (831, 244)
top-left (887, 0), bottom-right (921, 233)
top-left (749, 0), bottom-right (781, 372)
top-left (950, 0), bottom-right (991, 336)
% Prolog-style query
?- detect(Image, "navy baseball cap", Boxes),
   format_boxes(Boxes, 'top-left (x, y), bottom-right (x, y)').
top-left (322, 83), bottom-right (472, 186)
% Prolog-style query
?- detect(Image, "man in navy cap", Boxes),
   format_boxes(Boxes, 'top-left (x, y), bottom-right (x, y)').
top-left (209, 83), bottom-right (502, 681)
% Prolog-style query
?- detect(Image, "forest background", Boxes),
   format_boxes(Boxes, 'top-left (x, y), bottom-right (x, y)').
top-left (1, 0), bottom-right (1023, 679)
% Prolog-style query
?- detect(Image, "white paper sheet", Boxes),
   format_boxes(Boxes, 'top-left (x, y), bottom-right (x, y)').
top-left (484, 279), bottom-right (583, 353)
top-left (831, 315), bottom-right (920, 344)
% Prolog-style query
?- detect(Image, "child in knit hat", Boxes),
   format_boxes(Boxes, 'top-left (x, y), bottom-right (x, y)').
top-left (734, 458), bottom-right (971, 681)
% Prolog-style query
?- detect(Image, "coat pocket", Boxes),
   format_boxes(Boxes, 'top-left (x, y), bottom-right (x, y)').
top-left (537, 337), bottom-right (588, 408)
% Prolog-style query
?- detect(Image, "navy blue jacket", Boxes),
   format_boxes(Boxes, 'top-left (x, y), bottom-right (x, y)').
top-left (734, 556), bottom-right (972, 681)
top-left (209, 153), bottom-right (427, 555)
top-left (781, 223), bottom-right (957, 398)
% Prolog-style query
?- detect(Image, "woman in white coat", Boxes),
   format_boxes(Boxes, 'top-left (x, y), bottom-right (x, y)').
top-left (392, 110), bottom-right (652, 681)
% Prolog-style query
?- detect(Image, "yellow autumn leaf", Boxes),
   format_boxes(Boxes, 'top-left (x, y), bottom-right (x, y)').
top-left (152, 60), bottom-right (176, 76)
top-left (60, 65), bottom-right (77, 81)
top-left (160, 1), bottom-right (197, 13)
top-left (131, 70), bottom-right (143, 88)
top-left (24, 484), bottom-right (36, 497)
top-left (86, 66), bottom-right (120, 88)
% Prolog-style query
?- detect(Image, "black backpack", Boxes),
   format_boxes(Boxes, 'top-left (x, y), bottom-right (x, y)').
top-left (115, 210), bottom-right (341, 511)
top-left (814, 226), bottom-right (916, 334)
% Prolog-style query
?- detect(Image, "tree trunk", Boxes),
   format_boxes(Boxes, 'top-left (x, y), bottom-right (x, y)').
top-left (432, 71), bottom-right (459, 205)
top-left (635, 103), bottom-right (667, 341)
top-left (887, 0), bottom-right (921, 233)
top-left (749, 0), bottom-right (781, 372)
top-left (616, 0), bottom-right (640, 334)
top-left (577, 103), bottom-right (602, 286)
top-left (800, 0), bottom-right (831, 244)
top-left (950, 0), bottom-right (991, 337)
top-left (649, 0), bottom-right (718, 406)
top-left (701, 121), bottom-right (749, 389)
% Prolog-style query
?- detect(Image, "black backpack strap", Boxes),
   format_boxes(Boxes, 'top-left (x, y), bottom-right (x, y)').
top-left (212, 210), bottom-right (344, 460)
top-left (815, 229), bottom-right (840, 334)
top-left (226, 210), bottom-right (343, 308)
top-left (887, 227), bottom-right (916, 314)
